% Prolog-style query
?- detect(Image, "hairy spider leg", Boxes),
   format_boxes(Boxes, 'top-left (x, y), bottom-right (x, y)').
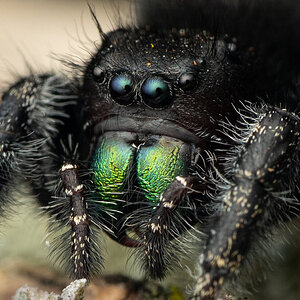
top-left (141, 175), bottom-right (202, 279)
top-left (60, 163), bottom-right (92, 279)
top-left (0, 74), bottom-right (104, 279)
top-left (0, 74), bottom-right (71, 216)
top-left (193, 108), bottom-right (300, 300)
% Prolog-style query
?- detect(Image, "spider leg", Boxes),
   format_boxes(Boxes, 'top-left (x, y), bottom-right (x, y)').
top-left (0, 74), bottom-right (102, 279)
top-left (193, 107), bottom-right (300, 299)
top-left (60, 163), bottom-right (99, 279)
top-left (141, 176), bottom-right (206, 279)
top-left (143, 176), bottom-right (193, 279)
top-left (0, 118), bottom-right (20, 215)
top-left (0, 75), bottom-right (68, 214)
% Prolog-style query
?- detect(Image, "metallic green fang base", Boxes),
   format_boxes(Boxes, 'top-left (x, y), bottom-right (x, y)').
top-left (92, 133), bottom-right (191, 210)
top-left (92, 134), bottom-right (135, 208)
top-left (137, 137), bottom-right (188, 203)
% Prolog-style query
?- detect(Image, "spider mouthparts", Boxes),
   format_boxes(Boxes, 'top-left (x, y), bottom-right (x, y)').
top-left (94, 116), bottom-right (202, 145)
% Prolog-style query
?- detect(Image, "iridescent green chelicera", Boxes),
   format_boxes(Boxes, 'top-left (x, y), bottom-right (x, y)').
top-left (92, 134), bottom-right (191, 210)
top-left (137, 137), bottom-right (189, 204)
top-left (92, 134), bottom-right (135, 209)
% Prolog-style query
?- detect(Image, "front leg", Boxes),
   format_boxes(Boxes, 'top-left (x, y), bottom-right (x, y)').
top-left (142, 175), bottom-right (196, 279)
top-left (0, 74), bottom-right (103, 279)
top-left (127, 174), bottom-right (208, 280)
top-left (0, 75), bottom-right (71, 215)
top-left (193, 107), bottom-right (300, 299)
top-left (59, 162), bottom-right (103, 279)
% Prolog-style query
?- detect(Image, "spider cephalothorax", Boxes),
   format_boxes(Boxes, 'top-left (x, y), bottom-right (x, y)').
top-left (1, 1), bottom-right (300, 299)
top-left (81, 28), bottom-right (256, 276)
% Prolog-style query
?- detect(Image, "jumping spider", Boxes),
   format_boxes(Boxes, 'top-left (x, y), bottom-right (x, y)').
top-left (1, 1), bottom-right (300, 299)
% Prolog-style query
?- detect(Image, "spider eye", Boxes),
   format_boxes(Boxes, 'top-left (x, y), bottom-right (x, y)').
top-left (178, 72), bottom-right (197, 91)
top-left (141, 77), bottom-right (172, 108)
top-left (110, 74), bottom-right (134, 105)
top-left (93, 66), bottom-right (105, 84)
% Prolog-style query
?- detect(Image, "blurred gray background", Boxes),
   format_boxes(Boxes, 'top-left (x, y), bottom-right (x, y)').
top-left (0, 0), bottom-right (135, 76)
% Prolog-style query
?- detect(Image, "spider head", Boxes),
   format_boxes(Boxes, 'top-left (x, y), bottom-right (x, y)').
top-left (80, 28), bottom-right (253, 248)
top-left (83, 28), bottom-right (254, 136)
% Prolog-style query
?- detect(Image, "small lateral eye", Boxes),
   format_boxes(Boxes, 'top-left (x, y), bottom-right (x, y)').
top-left (93, 66), bottom-right (105, 84)
top-left (110, 74), bottom-right (134, 105)
top-left (178, 72), bottom-right (197, 91)
top-left (141, 77), bottom-right (172, 109)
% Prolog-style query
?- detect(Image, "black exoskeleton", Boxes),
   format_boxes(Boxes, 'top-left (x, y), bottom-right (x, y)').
top-left (1, 1), bottom-right (300, 299)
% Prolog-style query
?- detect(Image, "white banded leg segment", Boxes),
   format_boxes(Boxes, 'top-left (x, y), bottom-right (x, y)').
top-left (60, 163), bottom-right (91, 279)
top-left (194, 109), bottom-right (300, 300)
top-left (143, 176), bottom-right (194, 279)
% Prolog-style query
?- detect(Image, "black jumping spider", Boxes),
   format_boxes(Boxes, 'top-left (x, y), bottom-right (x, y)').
top-left (1, 1), bottom-right (300, 299)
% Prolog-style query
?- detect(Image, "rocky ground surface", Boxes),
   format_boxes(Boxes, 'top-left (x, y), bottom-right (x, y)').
top-left (0, 259), bottom-right (182, 300)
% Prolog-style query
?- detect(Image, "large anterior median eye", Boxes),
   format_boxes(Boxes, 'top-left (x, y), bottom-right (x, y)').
top-left (110, 74), bottom-right (134, 105)
top-left (141, 77), bottom-right (172, 108)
